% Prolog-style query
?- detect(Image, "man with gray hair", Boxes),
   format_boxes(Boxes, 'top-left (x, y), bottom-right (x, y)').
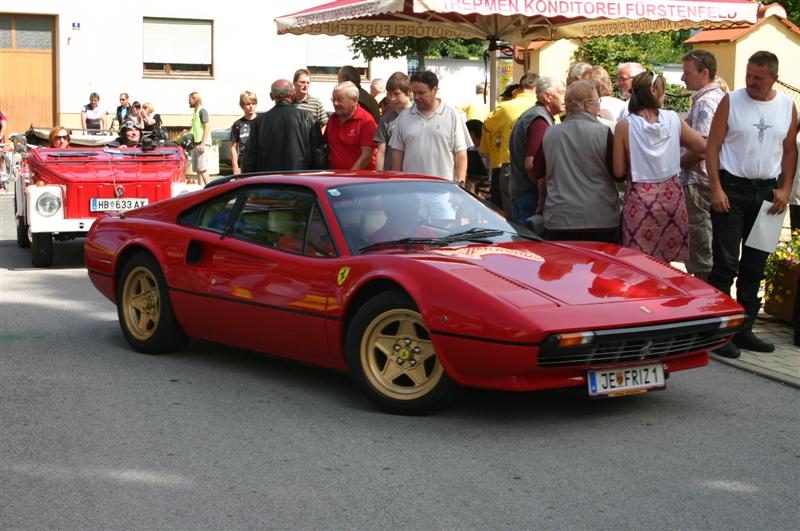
top-left (243, 79), bottom-right (326, 172)
top-left (616, 62), bottom-right (645, 120)
top-left (370, 77), bottom-right (387, 116)
top-left (327, 81), bottom-right (377, 170)
top-left (566, 61), bottom-right (592, 86)
top-left (533, 80), bottom-right (621, 242)
top-left (508, 75), bottom-right (565, 225)
top-left (459, 81), bottom-right (489, 122)
top-left (339, 65), bottom-right (381, 123)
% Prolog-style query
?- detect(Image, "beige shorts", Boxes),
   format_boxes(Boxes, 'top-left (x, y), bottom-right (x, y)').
top-left (191, 144), bottom-right (210, 173)
top-left (684, 183), bottom-right (713, 275)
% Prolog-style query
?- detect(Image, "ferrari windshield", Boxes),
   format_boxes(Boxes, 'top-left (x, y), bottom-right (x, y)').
top-left (326, 180), bottom-right (518, 254)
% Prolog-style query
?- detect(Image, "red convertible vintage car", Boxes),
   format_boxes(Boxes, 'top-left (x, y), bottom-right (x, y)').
top-left (85, 172), bottom-right (745, 414)
top-left (16, 145), bottom-right (198, 267)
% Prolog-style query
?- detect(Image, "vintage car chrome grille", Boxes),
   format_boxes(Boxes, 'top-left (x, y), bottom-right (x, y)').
top-left (538, 317), bottom-right (739, 367)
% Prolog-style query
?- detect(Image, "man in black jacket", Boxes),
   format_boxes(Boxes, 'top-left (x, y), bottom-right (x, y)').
top-left (243, 80), bottom-right (326, 172)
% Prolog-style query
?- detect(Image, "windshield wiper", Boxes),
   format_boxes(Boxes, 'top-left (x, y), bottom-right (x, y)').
top-left (359, 237), bottom-right (445, 253)
top-left (47, 151), bottom-right (101, 158)
top-left (441, 227), bottom-right (505, 243)
top-left (358, 228), bottom-right (506, 253)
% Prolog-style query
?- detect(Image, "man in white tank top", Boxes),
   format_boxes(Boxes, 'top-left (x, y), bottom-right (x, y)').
top-left (706, 51), bottom-right (799, 358)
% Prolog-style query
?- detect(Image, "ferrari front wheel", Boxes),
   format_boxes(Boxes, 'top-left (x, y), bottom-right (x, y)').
top-left (117, 252), bottom-right (187, 354)
top-left (346, 291), bottom-right (457, 414)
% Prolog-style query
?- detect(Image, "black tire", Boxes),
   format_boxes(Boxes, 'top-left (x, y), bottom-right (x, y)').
top-left (30, 232), bottom-right (53, 267)
top-left (16, 216), bottom-right (30, 248)
top-left (346, 290), bottom-right (458, 414)
top-left (117, 252), bottom-right (188, 354)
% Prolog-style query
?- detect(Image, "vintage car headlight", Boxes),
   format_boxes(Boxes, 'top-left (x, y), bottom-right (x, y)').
top-left (36, 192), bottom-right (62, 217)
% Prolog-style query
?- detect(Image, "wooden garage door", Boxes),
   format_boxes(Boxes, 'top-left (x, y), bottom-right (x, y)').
top-left (0, 14), bottom-right (55, 137)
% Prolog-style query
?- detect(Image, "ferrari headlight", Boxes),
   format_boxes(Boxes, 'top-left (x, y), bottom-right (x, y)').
top-left (719, 314), bottom-right (746, 330)
top-left (36, 192), bottom-right (62, 217)
top-left (555, 331), bottom-right (595, 348)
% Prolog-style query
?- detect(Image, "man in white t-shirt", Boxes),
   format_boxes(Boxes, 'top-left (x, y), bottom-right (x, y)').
top-left (390, 70), bottom-right (468, 185)
top-left (706, 51), bottom-right (799, 357)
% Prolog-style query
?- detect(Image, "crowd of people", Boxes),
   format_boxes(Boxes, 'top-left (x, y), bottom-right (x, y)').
top-left (228, 54), bottom-right (796, 359)
top-left (79, 92), bottom-right (163, 134)
top-left (7, 52), bottom-right (796, 357)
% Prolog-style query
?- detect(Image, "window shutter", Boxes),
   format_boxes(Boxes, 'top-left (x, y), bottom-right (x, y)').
top-left (143, 18), bottom-right (211, 64)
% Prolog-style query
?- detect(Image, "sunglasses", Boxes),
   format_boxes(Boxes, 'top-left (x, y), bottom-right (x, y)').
top-left (650, 70), bottom-right (660, 87)
top-left (55, 134), bottom-right (70, 139)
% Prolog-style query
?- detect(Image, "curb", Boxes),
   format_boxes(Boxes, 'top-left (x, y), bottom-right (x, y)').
top-left (711, 354), bottom-right (800, 389)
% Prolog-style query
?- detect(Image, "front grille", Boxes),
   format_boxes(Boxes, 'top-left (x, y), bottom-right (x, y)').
top-left (538, 317), bottom-right (738, 367)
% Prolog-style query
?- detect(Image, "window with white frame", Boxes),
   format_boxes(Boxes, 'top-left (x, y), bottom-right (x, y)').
top-left (143, 17), bottom-right (213, 76)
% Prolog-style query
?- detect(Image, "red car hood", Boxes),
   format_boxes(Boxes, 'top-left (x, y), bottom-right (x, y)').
top-left (411, 241), bottom-right (707, 306)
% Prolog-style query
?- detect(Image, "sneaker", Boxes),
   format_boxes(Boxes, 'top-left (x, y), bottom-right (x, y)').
top-left (713, 342), bottom-right (741, 359)
top-left (732, 330), bottom-right (775, 353)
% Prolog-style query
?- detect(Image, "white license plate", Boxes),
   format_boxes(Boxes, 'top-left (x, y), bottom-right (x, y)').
top-left (587, 363), bottom-right (665, 397)
top-left (90, 198), bottom-right (149, 212)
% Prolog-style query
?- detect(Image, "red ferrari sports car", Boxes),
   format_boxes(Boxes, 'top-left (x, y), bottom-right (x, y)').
top-left (85, 172), bottom-right (744, 414)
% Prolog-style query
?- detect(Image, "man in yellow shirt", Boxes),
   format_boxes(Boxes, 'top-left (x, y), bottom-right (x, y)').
top-left (482, 73), bottom-right (539, 216)
top-left (460, 82), bottom-right (489, 122)
top-left (481, 83), bottom-right (518, 210)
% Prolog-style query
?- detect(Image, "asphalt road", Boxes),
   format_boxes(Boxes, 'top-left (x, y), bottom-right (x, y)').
top-left (1, 194), bottom-right (798, 530)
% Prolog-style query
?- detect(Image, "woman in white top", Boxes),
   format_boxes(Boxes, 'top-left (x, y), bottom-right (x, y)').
top-left (81, 92), bottom-right (107, 131)
top-left (613, 71), bottom-right (706, 262)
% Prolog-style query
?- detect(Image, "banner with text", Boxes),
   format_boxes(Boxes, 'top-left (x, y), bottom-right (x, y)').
top-left (416, 0), bottom-right (758, 23)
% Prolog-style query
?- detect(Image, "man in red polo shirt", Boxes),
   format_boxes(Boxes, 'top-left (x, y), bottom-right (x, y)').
top-left (326, 82), bottom-right (377, 170)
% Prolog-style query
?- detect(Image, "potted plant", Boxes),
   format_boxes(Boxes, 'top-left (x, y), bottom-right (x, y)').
top-left (763, 229), bottom-right (800, 325)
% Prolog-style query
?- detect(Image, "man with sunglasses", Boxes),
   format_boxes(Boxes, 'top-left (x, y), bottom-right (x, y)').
top-left (114, 93), bottom-right (132, 131)
top-left (615, 62), bottom-right (644, 121)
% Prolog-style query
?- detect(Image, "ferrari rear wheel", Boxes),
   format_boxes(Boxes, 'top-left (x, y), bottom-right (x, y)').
top-left (346, 290), bottom-right (457, 414)
top-left (118, 252), bottom-right (187, 354)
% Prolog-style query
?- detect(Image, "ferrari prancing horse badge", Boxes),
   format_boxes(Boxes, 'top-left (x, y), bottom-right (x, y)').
top-left (337, 267), bottom-right (351, 286)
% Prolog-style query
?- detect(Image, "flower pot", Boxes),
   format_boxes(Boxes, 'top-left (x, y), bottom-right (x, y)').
top-left (764, 261), bottom-right (800, 324)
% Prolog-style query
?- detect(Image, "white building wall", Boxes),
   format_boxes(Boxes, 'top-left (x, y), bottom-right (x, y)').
top-left (425, 58), bottom-right (488, 109)
top-left (2, 0), bottom-right (367, 129)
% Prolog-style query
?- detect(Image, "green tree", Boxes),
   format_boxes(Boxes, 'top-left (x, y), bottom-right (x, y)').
top-left (573, 32), bottom-right (691, 112)
top-left (573, 32), bottom-right (689, 81)
top-left (349, 36), bottom-right (487, 70)
top-left (775, 0), bottom-right (799, 25)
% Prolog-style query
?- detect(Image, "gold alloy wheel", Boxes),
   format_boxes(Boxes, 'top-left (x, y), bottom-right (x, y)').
top-left (121, 266), bottom-right (162, 341)
top-left (360, 308), bottom-right (443, 401)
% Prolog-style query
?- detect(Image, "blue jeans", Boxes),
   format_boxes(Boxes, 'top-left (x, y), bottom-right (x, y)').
top-left (512, 193), bottom-right (537, 225)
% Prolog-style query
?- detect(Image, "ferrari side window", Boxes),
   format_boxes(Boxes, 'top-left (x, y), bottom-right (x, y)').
top-left (305, 203), bottom-right (337, 257)
top-left (178, 191), bottom-right (240, 234)
top-left (231, 186), bottom-right (314, 254)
